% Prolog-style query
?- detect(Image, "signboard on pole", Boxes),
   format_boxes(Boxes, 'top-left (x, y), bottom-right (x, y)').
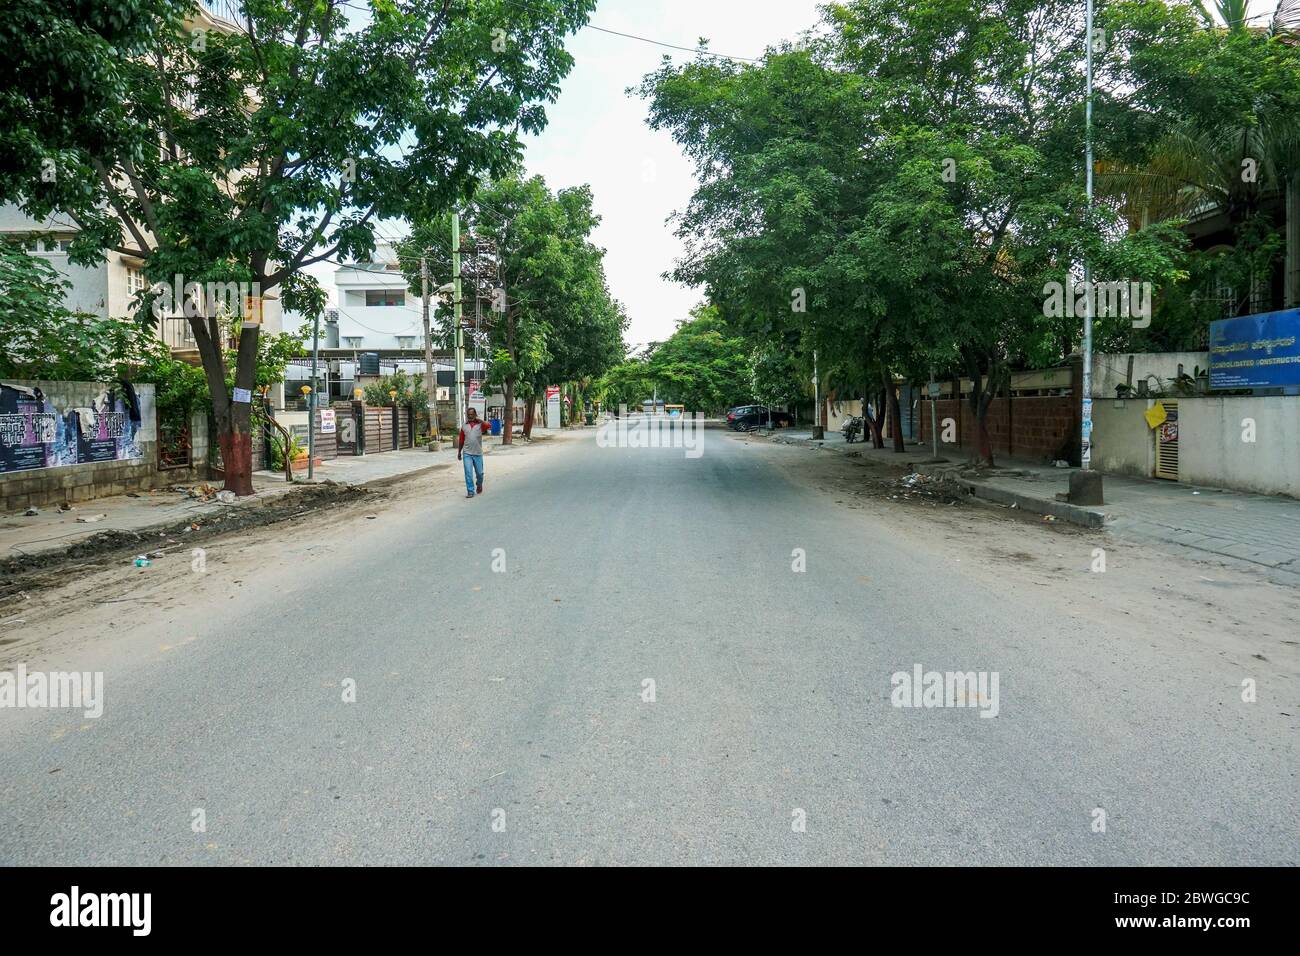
top-left (319, 408), bottom-right (337, 434)
top-left (467, 379), bottom-right (486, 419)
top-left (545, 385), bottom-right (561, 429)
top-left (1209, 308), bottom-right (1300, 389)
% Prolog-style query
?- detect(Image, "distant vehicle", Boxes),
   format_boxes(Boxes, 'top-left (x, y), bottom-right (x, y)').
top-left (664, 404), bottom-right (685, 417)
top-left (727, 405), bottom-right (793, 431)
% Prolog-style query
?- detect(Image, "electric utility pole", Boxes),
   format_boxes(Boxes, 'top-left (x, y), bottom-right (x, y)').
top-left (452, 212), bottom-right (466, 428)
top-left (1081, 0), bottom-right (1095, 472)
top-left (811, 349), bottom-right (823, 440)
top-left (307, 309), bottom-right (319, 480)
top-left (421, 255), bottom-right (438, 438)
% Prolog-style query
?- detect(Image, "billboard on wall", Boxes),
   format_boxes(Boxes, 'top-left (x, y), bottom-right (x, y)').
top-left (0, 382), bottom-right (150, 475)
top-left (1208, 308), bottom-right (1300, 389)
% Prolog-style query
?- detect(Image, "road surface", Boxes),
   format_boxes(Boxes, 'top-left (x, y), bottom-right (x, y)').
top-left (1, 427), bottom-right (1296, 865)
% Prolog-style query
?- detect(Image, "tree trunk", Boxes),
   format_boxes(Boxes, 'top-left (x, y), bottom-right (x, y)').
top-left (1286, 171), bottom-right (1299, 308)
top-left (864, 388), bottom-right (885, 448)
top-left (963, 350), bottom-right (998, 468)
top-left (502, 377), bottom-right (515, 445)
top-left (189, 311), bottom-right (259, 495)
top-left (522, 394), bottom-right (535, 439)
top-left (882, 364), bottom-right (904, 452)
top-left (972, 394), bottom-right (994, 467)
top-left (225, 321), bottom-right (260, 495)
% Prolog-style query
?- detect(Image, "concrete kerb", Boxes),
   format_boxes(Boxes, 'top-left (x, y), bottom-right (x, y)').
top-left (336, 458), bottom-right (454, 492)
top-left (757, 429), bottom-right (1108, 529)
top-left (950, 477), bottom-right (1107, 529)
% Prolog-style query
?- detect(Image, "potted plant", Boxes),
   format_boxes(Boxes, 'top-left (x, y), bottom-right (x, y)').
top-left (271, 432), bottom-right (313, 472)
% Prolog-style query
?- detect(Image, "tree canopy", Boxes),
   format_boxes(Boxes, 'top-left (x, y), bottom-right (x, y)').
top-left (4, 0), bottom-right (595, 490)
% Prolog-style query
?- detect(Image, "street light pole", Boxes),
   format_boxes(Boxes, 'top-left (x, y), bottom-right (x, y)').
top-left (307, 310), bottom-right (319, 480)
top-left (452, 212), bottom-right (466, 428)
top-left (1081, 0), bottom-right (1095, 471)
top-left (811, 349), bottom-right (823, 440)
top-left (421, 255), bottom-right (437, 439)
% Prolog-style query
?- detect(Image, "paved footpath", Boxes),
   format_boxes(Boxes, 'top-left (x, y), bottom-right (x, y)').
top-left (776, 430), bottom-right (1300, 586)
top-left (0, 433), bottom-right (550, 561)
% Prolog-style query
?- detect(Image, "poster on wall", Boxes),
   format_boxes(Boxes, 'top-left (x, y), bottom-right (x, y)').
top-left (0, 382), bottom-right (149, 475)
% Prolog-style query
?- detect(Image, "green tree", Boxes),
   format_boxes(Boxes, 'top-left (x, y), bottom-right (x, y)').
top-left (8, 0), bottom-right (594, 493)
top-left (0, 0), bottom-right (190, 203)
top-left (595, 359), bottom-right (654, 412)
top-left (362, 369), bottom-right (428, 412)
top-left (643, 0), bottom-right (1187, 464)
top-left (404, 175), bottom-right (623, 442)
top-left (749, 345), bottom-right (805, 414)
top-left (1099, 0), bottom-right (1300, 322)
top-left (644, 306), bottom-right (752, 414)
top-left (0, 242), bottom-right (157, 380)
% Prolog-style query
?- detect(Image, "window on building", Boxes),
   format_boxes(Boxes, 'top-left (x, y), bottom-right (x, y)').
top-left (365, 290), bottom-right (405, 307)
top-left (126, 267), bottom-right (148, 297)
top-left (397, 337), bottom-right (417, 350)
top-left (344, 336), bottom-right (364, 348)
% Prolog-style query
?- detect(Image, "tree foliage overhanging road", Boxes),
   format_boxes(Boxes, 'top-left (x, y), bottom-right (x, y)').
top-left (402, 174), bottom-right (628, 442)
top-left (636, 0), bottom-right (1300, 463)
top-left (1, 0), bottom-right (597, 491)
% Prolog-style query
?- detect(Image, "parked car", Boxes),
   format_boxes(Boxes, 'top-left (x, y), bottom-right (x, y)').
top-left (727, 405), bottom-right (794, 431)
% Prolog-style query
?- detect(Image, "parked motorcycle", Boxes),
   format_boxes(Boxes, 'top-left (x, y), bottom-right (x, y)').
top-left (841, 415), bottom-right (865, 443)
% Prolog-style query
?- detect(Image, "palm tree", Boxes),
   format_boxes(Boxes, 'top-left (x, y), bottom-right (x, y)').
top-left (1102, 1), bottom-right (1300, 310)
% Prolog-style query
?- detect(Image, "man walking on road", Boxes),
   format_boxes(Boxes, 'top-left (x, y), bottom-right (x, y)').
top-left (458, 407), bottom-right (489, 498)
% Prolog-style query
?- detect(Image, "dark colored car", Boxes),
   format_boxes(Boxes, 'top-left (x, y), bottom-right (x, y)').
top-left (726, 405), bottom-right (794, 431)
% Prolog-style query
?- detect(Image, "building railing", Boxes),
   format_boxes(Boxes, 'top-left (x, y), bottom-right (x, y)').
top-left (161, 316), bottom-right (197, 350)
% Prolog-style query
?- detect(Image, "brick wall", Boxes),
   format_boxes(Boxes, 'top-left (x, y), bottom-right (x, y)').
top-left (919, 394), bottom-right (1078, 463)
top-left (1, 381), bottom-right (163, 512)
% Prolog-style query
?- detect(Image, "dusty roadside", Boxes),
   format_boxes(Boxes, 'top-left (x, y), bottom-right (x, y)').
top-left (0, 431), bottom-right (576, 663)
top-left (732, 431), bottom-right (1300, 692)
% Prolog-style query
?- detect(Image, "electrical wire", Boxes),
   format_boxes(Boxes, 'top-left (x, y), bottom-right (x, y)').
top-left (332, 0), bottom-right (764, 64)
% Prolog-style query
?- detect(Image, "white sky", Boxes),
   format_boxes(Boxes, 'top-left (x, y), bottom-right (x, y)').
top-left (306, 0), bottom-right (825, 348)
top-left (517, 0), bottom-right (824, 348)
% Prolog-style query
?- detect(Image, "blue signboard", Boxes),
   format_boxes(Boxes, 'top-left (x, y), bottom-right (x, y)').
top-left (1208, 308), bottom-right (1300, 389)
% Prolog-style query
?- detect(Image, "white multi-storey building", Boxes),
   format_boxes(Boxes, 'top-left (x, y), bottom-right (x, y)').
top-left (331, 244), bottom-right (425, 352)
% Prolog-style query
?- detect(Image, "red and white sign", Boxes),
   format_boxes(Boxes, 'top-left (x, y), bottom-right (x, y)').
top-left (545, 385), bottom-right (561, 401)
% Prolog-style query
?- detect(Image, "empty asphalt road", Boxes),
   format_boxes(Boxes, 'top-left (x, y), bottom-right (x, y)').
top-left (2, 426), bottom-right (1296, 865)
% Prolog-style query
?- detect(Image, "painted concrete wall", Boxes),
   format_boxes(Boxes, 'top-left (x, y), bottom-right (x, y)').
top-left (1177, 397), bottom-right (1300, 498)
top-left (1, 382), bottom-right (160, 512)
top-left (824, 399), bottom-right (863, 432)
top-left (1091, 400), bottom-right (1155, 478)
top-left (1091, 352), bottom-right (1209, 398)
top-left (1090, 396), bottom-right (1299, 498)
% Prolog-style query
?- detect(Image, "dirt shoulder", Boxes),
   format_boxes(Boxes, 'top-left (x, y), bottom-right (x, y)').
top-left (0, 430), bottom-right (578, 663)
top-left (731, 430), bottom-right (1300, 684)
top-left (0, 481), bottom-right (378, 605)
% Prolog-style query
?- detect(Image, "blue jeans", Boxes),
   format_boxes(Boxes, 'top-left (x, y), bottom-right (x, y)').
top-left (462, 453), bottom-right (483, 495)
